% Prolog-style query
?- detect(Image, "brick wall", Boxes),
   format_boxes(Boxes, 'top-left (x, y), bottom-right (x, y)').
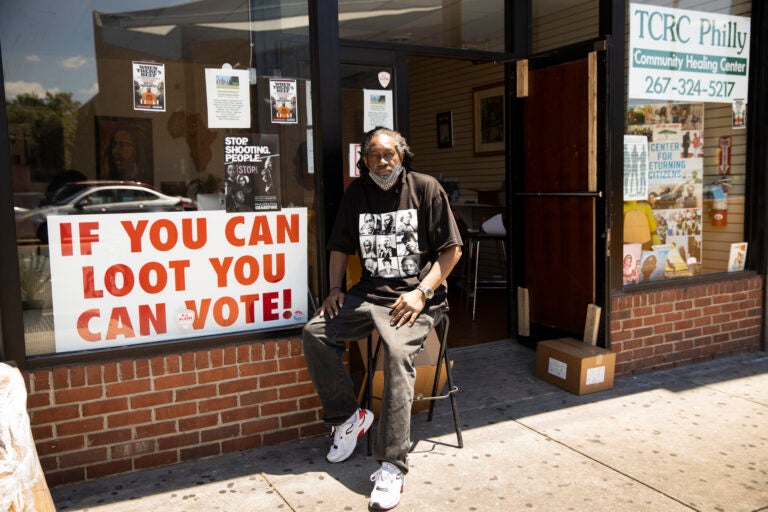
top-left (610, 275), bottom-right (763, 375)
top-left (23, 336), bottom-right (326, 487)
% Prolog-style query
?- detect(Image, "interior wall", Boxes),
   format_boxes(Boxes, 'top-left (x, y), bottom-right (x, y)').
top-left (408, 56), bottom-right (505, 205)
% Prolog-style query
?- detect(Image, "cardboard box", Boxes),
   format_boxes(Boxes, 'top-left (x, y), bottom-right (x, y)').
top-left (356, 329), bottom-right (451, 415)
top-left (535, 338), bottom-right (616, 395)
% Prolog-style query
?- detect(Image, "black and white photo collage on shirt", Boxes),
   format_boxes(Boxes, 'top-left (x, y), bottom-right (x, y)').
top-left (358, 209), bottom-right (420, 279)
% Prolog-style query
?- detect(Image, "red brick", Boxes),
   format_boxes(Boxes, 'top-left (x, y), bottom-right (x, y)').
top-left (130, 391), bottom-right (173, 409)
top-left (59, 447), bottom-right (108, 468)
top-left (86, 365), bottom-right (102, 386)
top-left (55, 386), bottom-right (104, 404)
top-left (32, 404), bottom-right (80, 425)
top-left (278, 356), bottom-right (308, 372)
top-left (134, 450), bottom-right (179, 469)
top-left (36, 435), bottom-right (85, 456)
top-left (158, 432), bottom-right (200, 450)
top-left (279, 383), bottom-right (316, 400)
top-left (118, 360), bottom-right (135, 380)
top-left (69, 367), bottom-right (86, 387)
top-left (221, 406), bottom-right (258, 423)
top-left (154, 372), bottom-right (197, 390)
top-left (181, 352), bottom-right (195, 372)
top-left (150, 356), bottom-right (166, 376)
top-left (198, 396), bottom-right (238, 413)
top-left (166, 354), bottom-right (181, 373)
top-left (31, 370), bottom-right (52, 392)
top-left (31, 425), bottom-right (54, 441)
top-left (57, 417), bottom-right (105, 437)
top-left (86, 459), bottom-right (133, 480)
top-left (180, 443), bottom-right (221, 462)
top-left (45, 467), bottom-right (85, 487)
top-left (28, 392), bottom-right (50, 409)
top-left (108, 410), bottom-right (153, 428)
top-left (242, 417), bottom-right (280, 435)
top-left (178, 413), bottom-right (218, 431)
top-left (195, 350), bottom-right (211, 369)
top-left (259, 372), bottom-right (297, 389)
top-left (82, 397), bottom-right (128, 417)
top-left (106, 378), bottom-right (152, 397)
top-left (197, 366), bottom-right (238, 384)
top-left (111, 440), bottom-right (156, 458)
top-left (103, 362), bottom-right (119, 383)
top-left (261, 400), bottom-right (298, 417)
top-left (263, 427), bottom-right (299, 445)
top-left (239, 360), bottom-right (278, 377)
top-left (176, 384), bottom-right (217, 402)
top-left (53, 367), bottom-right (70, 389)
top-left (89, 428), bottom-right (133, 447)
top-left (222, 435), bottom-right (261, 452)
top-left (280, 410), bottom-right (317, 428)
top-left (241, 388), bottom-right (278, 406)
top-left (136, 420), bottom-right (177, 439)
top-left (201, 424), bottom-right (240, 443)
top-left (218, 377), bottom-right (259, 396)
top-left (155, 402), bottom-right (197, 421)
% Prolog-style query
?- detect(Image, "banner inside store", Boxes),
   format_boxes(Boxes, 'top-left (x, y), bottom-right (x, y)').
top-left (47, 209), bottom-right (308, 353)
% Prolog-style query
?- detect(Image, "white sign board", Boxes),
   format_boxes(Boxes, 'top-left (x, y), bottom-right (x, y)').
top-left (629, 4), bottom-right (750, 102)
top-left (48, 209), bottom-right (308, 353)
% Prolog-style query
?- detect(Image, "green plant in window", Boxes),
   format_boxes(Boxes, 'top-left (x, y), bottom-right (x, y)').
top-left (18, 251), bottom-right (51, 307)
top-left (188, 173), bottom-right (223, 195)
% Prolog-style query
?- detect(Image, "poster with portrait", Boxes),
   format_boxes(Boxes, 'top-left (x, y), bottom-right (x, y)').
top-left (270, 79), bottom-right (298, 124)
top-left (224, 134), bottom-right (281, 212)
top-left (133, 61), bottom-right (165, 112)
top-left (95, 116), bottom-right (154, 184)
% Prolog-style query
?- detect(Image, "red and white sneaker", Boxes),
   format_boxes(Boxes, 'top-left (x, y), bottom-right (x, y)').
top-left (369, 462), bottom-right (404, 510)
top-left (326, 408), bottom-right (373, 463)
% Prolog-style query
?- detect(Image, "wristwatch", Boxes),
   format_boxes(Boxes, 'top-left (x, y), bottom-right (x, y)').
top-left (416, 283), bottom-right (434, 300)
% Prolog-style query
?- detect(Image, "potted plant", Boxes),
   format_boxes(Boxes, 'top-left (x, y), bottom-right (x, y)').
top-left (18, 251), bottom-right (51, 313)
top-left (188, 173), bottom-right (223, 210)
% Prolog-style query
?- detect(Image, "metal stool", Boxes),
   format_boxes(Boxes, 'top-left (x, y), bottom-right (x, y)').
top-left (462, 231), bottom-right (507, 321)
top-left (361, 314), bottom-right (463, 455)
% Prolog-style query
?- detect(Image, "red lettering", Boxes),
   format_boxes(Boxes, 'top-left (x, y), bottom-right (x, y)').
top-left (60, 223), bottom-right (73, 256)
top-left (276, 214), bottom-right (300, 243)
top-left (79, 222), bottom-right (99, 255)
top-left (138, 262), bottom-right (167, 294)
top-left (262, 291), bottom-right (279, 321)
top-left (233, 255), bottom-right (259, 285)
top-left (240, 294), bottom-right (259, 323)
top-left (104, 264), bottom-right (134, 297)
top-left (138, 303), bottom-right (166, 335)
top-left (209, 257), bottom-right (234, 287)
top-left (248, 216), bottom-right (273, 245)
top-left (184, 298), bottom-right (211, 329)
top-left (263, 254), bottom-right (285, 283)
top-left (225, 216), bottom-right (245, 246)
top-left (148, 218), bottom-right (178, 251)
top-left (121, 220), bottom-right (149, 252)
top-left (168, 260), bottom-right (190, 290)
top-left (105, 307), bottom-right (135, 339)
top-left (77, 309), bottom-right (101, 341)
top-left (213, 296), bottom-right (238, 326)
top-left (81, 266), bottom-right (104, 299)
top-left (181, 217), bottom-right (207, 249)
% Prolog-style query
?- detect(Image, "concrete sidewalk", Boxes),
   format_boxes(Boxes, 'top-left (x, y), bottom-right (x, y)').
top-left (51, 340), bottom-right (768, 512)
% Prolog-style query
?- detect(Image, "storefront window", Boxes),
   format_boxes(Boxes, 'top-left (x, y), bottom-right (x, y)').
top-left (2, 0), bottom-right (315, 356)
top-left (338, 0), bottom-right (505, 52)
top-left (623, 1), bottom-right (751, 285)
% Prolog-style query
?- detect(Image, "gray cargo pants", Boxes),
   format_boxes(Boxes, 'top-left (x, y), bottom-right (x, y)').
top-left (302, 293), bottom-right (442, 474)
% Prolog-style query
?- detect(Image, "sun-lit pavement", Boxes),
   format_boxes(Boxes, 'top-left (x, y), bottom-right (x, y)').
top-left (51, 340), bottom-right (768, 511)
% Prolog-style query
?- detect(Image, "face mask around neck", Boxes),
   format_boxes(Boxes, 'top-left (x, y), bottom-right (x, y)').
top-left (368, 163), bottom-right (403, 191)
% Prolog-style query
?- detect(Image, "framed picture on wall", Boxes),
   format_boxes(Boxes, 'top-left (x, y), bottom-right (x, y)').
top-left (436, 111), bottom-right (453, 148)
top-left (95, 116), bottom-right (154, 184)
top-left (473, 83), bottom-right (505, 156)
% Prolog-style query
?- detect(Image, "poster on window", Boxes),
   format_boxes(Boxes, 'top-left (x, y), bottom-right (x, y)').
top-left (628, 4), bottom-right (750, 103)
top-left (363, 89), bottom-right (393, 132)
top-left (626, 101), bottom-right (705, 277)
top-left (270, 79), bottom-right (298, 124)
top-left (205, 68), bottom-right (251, 128)
top-left (47, 209), bottom-right (308, 353)
top-left (133, 61), bottom-right (166, 112)
top-left (224, 134), bottom-right (281, 212)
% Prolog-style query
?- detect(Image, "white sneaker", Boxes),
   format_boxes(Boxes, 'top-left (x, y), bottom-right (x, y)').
top-left (369, 462), bottom-right (404, 510)
top-left (326, 408), bottom-right (373, 463)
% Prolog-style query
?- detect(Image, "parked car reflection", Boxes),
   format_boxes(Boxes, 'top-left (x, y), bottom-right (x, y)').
top-left (15, 181), bottom-right (197, 243)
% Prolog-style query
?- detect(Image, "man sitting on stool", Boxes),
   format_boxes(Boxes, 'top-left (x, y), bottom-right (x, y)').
top-left (302, 127), bottom-right (462, 510)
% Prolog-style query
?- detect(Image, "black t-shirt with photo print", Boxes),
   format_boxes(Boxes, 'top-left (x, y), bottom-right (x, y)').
top-left (328, 169), bottom-right (462, 309)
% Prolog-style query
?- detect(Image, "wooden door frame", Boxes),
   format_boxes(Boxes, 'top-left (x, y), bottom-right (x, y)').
top-left (509, 38), bottom-right (609, 346)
